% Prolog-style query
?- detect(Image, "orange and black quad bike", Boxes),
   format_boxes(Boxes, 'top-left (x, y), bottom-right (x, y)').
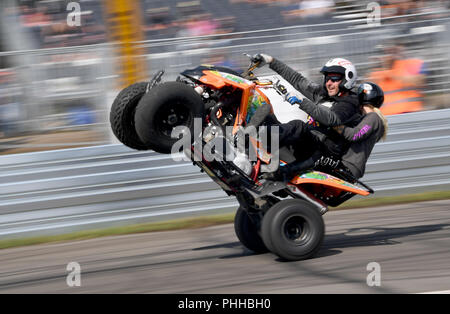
top-left (110, 55), bottom-right (374, 261)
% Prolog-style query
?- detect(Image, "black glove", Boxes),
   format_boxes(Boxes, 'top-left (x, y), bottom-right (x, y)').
top-left (251, 53), bottom-right (273, 68)
top-left (309, 130), bottom-right (342, 157)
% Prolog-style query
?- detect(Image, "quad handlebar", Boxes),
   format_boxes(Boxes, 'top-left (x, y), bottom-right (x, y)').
top-left (241, 53), bottom-right (262, 80)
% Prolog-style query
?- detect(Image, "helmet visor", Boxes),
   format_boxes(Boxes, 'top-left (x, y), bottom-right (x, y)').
top-left (325, 74), bottom-right (343, 83)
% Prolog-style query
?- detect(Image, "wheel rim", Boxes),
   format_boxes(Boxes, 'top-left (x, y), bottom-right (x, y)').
top-left (282, 215), bottom-right (311, 244)
top-left (154, 102), bottom-right (192, 137)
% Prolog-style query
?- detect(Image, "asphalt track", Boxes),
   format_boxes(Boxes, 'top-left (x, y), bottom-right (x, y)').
top-left (0, 200), bottom-right (449, 294)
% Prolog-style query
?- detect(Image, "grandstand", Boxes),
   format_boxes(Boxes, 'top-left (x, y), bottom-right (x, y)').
top-left (0, 0), bottom-right (449, 145)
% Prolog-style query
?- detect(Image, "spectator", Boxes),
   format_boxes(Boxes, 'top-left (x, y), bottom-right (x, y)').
top-left (20, 4), bottom-right (51, 48)
top-left (299, 0), bottom-right (335, 23)
top-left (143, 6), bottom-right (176, 39)
top-left (19, 1), bottom-right (106, 48)
top-left (282, 0), bottom-right (335, 25)
top-left (185, 14), bottom-right (218, 37)
top-left (0, 71), bottom-right (21, 137)
top-left (368, 43), bottom-right (427, 115)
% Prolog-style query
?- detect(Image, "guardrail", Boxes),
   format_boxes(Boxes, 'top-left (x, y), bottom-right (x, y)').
top-left (1, 13), bottom-right (449, 143)
top-left (1, 109), bottom-right (450, 239)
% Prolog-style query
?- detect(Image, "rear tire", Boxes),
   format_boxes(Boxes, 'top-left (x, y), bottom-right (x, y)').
top-left (134, 82), bottom-right (204, 154)
top-left (110, 82), bottom-right (149, 150)
top-left (261, 199), bottom-right (324, 261)
top-left (234, 207), bottom-right (268, 254)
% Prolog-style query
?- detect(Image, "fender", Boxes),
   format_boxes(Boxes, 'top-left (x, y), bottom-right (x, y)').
top-left (291, 170), bottom-right (370, 196)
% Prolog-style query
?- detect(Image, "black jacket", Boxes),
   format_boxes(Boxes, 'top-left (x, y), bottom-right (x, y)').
top-left (269, 58), bottom-right (361, 129)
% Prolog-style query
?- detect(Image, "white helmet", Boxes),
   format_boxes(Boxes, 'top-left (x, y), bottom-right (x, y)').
top-left (320, 58), bottom-right (357, 90)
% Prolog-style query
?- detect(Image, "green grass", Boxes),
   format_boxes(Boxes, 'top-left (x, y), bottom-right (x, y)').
top-left (0, 214), bottom-right (235, 250)
top-left (335, 190), bottom-right (450, 210)
top-left (1, 190), bottom-right (449, 250)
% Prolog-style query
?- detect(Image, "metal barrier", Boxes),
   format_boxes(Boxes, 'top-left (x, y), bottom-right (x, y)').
top-left (1, 109), bottom-right (450, 239)
top-left (1, 12), bottom-right (449, 148)
top-left (1, 47), bottom-right (117, 148)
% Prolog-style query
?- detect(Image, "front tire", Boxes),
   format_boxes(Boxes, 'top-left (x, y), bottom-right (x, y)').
top-left (261, 199), bottom-right (325, 261)
top-left (110, 82), bottom-right (149, 150)
top-left (134, 82), bottom-right (204, 154)
top-left (234, 207), bottom-right (268, 254)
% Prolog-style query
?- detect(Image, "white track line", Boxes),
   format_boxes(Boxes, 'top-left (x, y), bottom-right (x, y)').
top-left (416, 290), bottom-right (450, 294)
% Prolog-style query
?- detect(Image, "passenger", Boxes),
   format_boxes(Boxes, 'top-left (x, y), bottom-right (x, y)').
top-left (332, 82), bottom-right (388, 179)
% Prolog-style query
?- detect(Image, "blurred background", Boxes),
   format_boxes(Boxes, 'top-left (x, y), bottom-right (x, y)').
top-left (0, 0), bottom-right (449, 155)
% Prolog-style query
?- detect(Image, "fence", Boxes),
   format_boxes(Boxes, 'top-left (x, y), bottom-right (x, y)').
top-left (1, 109), bottom-right (450, 239)
top-left (0, 11), bottom-right (449, 149)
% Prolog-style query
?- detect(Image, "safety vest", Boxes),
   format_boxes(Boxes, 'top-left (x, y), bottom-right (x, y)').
top-left (369, 59), bottom-right (424, 115)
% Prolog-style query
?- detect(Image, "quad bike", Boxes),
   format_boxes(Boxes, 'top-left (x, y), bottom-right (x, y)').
top-left (110, 55), bottom-right (374, 261)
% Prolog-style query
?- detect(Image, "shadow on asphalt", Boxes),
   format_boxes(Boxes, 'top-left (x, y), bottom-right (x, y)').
top-left (192, 241), bottom-right (259, 259)
top-left (192, 242), bottom-right (242, 251)
top-left (272, 223), bottom-right (449, 263)
top-left (192, 224), bottom-right (449, 261)
top-left (321, 223), bottom-right (449, 250)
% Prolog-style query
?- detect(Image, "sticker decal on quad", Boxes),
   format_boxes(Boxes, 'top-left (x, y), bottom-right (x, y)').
top-left (208, 70), bottom-right (254, 86)
top-left (246, 91), bottom-right (268, 124)
top-left (298, 171), bottom-right (364, 191)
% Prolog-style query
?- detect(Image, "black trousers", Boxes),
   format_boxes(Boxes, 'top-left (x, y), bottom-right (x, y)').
top-left (277, 120), bottom-right (322, 162)
top-left (261, 119), bottom-right (348, 171)
top-left (261, 119), bottom-right (359, 180)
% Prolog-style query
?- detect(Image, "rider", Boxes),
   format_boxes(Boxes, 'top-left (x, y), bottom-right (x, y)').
top-left (253, 54), bottom-right (361, 128)
top-left (252, 54), bottom-right (363, 178)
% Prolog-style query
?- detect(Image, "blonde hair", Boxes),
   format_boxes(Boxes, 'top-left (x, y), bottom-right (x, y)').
top-left (366, 105), bottom-right (388, 141)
